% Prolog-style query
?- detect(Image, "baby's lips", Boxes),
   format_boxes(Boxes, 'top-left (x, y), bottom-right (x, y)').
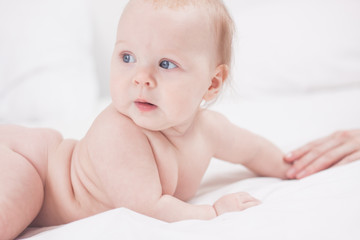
top-left (134, 99), bottom-right (158, 112)
top-left (135, 98), bottom-right (155, 106)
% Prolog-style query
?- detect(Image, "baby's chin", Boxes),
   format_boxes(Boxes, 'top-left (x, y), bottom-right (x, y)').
top-left (115, 105), bottom-right (181, 132)
top-left (124, 112), bottom-right (165, 131)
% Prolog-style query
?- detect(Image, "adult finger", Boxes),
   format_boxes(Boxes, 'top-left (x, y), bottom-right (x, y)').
top-left (334, 150), bottom-right (360, 167)
top-left (295, 142), bottom-right (358, 179)
top-left (286, 137), bottom-right (342, 178)
top-left (284, 136), bottom-right (327, 163)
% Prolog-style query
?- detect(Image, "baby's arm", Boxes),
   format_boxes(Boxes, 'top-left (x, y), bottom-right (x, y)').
top-left (204, 110), bottom-right (291, 179)
top-left (151, 192), bottom-right (260, 221)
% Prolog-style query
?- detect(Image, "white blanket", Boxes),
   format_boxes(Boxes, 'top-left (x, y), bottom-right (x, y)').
top-left (20, 160), bottom-right (360, 240)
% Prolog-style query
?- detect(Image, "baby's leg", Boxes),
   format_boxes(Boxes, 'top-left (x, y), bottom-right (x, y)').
top-left (0, 145), bottom-right (44, 239)
top-left (0, 125), bottom-right (62, 239)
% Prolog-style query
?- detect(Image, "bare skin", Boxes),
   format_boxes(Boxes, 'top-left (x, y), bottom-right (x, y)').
top-left (0, 1), bottom-right (292, 239)
top-left (285, 129), bottom-right (360, 179)
top-left (0, 105), bottom-right (288, 239)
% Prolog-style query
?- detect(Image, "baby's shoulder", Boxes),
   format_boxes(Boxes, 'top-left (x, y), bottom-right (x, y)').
top-left (85, 104), bottom-right (148, 147)
top-left (95, 104), bottom-right (136, 127)
top-left (195, 109), bottom-right (234, 146)
top-left (197, 109), bottom-right (229, 129)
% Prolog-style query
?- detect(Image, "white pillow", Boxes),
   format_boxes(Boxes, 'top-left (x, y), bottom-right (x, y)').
top-left (226, 0), bottom-right (360, 97)
top-left (0, 0), bottom-right (98, 127)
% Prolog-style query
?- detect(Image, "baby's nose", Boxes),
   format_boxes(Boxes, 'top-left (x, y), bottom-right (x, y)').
top-left (133, 72), bottom-right (156, 88)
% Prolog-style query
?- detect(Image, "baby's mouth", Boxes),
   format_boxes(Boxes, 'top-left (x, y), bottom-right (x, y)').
top-left (134, 99), bottom-right (157, 112)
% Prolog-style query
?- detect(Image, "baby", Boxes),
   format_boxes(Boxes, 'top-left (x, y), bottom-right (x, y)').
top-left (0, 0), bottom-right (293, 239)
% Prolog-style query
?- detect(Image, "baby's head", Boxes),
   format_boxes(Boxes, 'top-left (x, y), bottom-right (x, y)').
top-left (110, 0), bottom-right (234, 131)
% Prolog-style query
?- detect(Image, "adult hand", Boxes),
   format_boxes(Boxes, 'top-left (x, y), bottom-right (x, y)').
top-left (284, 129), bottom-right (360, 179)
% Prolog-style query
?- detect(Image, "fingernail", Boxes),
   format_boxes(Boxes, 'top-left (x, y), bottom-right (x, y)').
top-left (285, 152), bottom-right (293, 159)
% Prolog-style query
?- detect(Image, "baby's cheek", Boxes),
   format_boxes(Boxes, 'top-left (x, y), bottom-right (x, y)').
top-left (175, 98), bottom-right (199, 118)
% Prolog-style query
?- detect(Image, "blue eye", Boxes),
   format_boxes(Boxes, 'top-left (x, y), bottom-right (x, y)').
top-left (159, 60), bottom-right (177, 69)
top-left (122, 53), bottom-right (136, 63)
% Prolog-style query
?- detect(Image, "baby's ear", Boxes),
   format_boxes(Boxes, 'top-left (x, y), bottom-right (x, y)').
top-left (203, 64), bottom-right (229, 101)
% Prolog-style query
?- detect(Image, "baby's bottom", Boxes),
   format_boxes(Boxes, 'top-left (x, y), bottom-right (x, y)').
top-left (0, 125), bottom-right (62, 239)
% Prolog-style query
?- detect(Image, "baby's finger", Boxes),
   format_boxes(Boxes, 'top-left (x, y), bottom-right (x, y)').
top-left (235, 192), bottom-right (261, 203)
top-left (295, 142), bottom-right (358, 179)
top-left (213, 192), bottom-right (260, 215)
top-left (237, 200), bottom-right (261, 211)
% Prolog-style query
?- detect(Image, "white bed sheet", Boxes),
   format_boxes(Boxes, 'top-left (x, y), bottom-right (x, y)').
top-left (19, 89), bottom-right (360, 240)
top-left (20, 160), bottom-right (360, 240)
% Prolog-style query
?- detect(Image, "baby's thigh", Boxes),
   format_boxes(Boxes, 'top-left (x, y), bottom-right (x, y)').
top-left (0, 144), bottom-right (45, 239)
top-left (0, 124), bottom-right (63, 183)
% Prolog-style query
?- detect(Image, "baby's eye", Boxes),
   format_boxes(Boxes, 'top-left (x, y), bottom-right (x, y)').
top-left (122, 53), bottom-right (136, 63)
top-left (159, 60), bottom-right (177, 69)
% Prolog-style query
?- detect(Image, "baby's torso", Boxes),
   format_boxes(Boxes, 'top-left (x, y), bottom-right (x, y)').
top-left (34, 106), bottom-right (214, 226)
top-left (142, 127), bottom-right (213, 200)
top-left (33, 139), bottom-right (103, 226)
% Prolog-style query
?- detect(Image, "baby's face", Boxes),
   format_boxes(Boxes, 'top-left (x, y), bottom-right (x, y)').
top-left (110, 0), bottom-right (218, 131)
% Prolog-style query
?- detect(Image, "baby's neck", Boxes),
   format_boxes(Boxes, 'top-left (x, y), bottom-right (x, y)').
top-left (158, 109), bottom-right (201, 145)
top-left (126, 106), bottom-right (203, 149)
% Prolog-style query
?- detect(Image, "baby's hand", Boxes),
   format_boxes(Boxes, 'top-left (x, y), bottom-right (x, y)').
top-left (213, 192), bottom-right (261, 216)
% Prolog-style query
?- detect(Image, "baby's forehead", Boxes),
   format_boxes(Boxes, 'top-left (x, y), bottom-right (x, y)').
top-left (122, 1), bottom-right (215, 33)
top-left (123, 0), bottom-right (217, 34)
top-left (121, 2), bottom-right (215, 44)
